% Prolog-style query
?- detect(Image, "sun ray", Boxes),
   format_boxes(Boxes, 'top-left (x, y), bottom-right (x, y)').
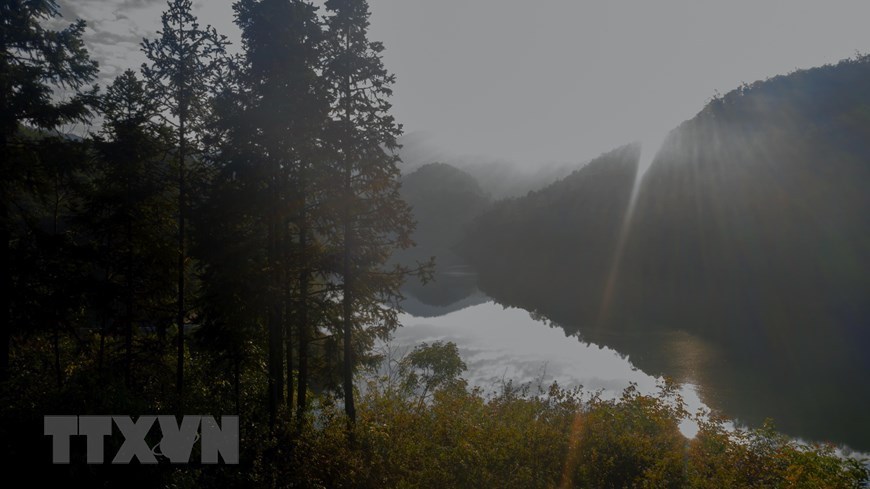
top-left (597, 131), bottom-right (668, 328)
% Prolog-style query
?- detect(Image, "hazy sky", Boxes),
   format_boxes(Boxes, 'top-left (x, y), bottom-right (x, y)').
top-left (58, 0), bottom-right (870, 166)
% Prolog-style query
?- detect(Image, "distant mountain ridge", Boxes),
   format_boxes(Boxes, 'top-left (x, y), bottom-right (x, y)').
top-left (397, 133), bottom-right (580, 199)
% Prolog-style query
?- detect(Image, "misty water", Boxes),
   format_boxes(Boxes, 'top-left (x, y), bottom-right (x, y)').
top-left (393, 267), bottom-right (870, 454)
top-left (393, 300), bottom-right (706, 437)
top-left (392, 269), bottom-right (705, 438)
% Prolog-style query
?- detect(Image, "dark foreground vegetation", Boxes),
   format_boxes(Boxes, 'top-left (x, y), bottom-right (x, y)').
top-left (293, 350), bottom-right (870, 489)
top-left (4, 339), bottom-right (869, 487)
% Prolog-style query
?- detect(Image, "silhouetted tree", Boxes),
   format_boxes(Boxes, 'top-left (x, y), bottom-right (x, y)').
top-left (0, 0), bottom-right (97, 381)
top-left (141, 0), bottom-right (228, 409)
top-left (217, 0), bottom-right (332, 428)
top-left (84, 70), bottom-right (175, 386)
top-left (323, 0), bottom-right (425, 424)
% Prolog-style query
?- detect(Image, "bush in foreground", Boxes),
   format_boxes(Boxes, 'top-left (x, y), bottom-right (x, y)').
top-left (285, 342), bottom-right (868, 488)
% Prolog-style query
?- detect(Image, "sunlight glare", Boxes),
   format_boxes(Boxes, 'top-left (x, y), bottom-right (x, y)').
top-left (597, 130), bottom-right (668, 328)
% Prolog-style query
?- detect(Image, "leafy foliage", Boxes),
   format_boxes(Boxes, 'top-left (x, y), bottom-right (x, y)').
top-left (282, 345), bottom-right (868, 489)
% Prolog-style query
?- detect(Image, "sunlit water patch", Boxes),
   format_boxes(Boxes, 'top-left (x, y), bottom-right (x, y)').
top-left (386, 301), bottom-right (706, 437)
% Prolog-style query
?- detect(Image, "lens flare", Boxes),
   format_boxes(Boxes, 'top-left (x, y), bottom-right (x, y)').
top-left (598, 131), bottom-right (668, 327)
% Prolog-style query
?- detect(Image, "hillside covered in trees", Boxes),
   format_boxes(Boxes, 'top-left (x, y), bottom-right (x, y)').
top-left (394, 163), bottom-right (490, 314)
top-left (461, 55), bottom-right (870, 450)
top-left (397, 162), bottom-right (491, 264)
top-left (397, 133), bottom-right (579, 199)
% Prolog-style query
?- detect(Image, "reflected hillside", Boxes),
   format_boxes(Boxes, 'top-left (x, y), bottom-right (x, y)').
top-left (396, 163), bottom-right (491, 316)
top-left (461, 56), bottom-right (870, 450)
top-left (401, 265), bottom-right (488, 318)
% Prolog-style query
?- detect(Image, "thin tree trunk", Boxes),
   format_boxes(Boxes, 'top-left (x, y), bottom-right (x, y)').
top-left (125, 198), bottom-right (134, 388)
top-left (342, 229), bottom-right (355, 423)
top-left (234, 354), bottom-right (240, 416)
top-left (282, 216), bottom-right (293, 415)
top-left (176, 109), bottom-right (186, 412)
top-left (0, 219), bottom-right (8, 382)
top-left (342, 177), bottom-right (355, 424)
top-left (341, 48), bottom-right (357, 424)
top-left (52, 183), bottom-right (63, 390)
top-left (266, 163), bottom-right (284, 428)
top-left (283, 217), bottom-right (294, 414)
top-left (267, 215), bottom-right (283, 428)
top-left (296, 183), bottom-right (309, 423)
top-left (175, 16), bottom-right (190, 413)
top-left (285, 317), bottom-right (293, 413)
top-left (296, 243), bottom-right (308, 421)
top-left (53, 324), bottom-right (62, 390)
top-left (98, 321), bottom-right (106, 373)
top-left (267, 217), bottom-right (275, 427)
top-left (0, 132), bottom-right (10, 382)
top-left (98, 235), bottom-right (111, 374)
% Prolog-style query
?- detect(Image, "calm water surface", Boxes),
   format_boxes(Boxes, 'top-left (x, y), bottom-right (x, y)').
top-left (391, 297), bottom-right (705, 437)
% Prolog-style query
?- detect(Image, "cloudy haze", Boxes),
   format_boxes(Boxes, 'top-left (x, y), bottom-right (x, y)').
top-left (59, 0), bottom-right (870, 166)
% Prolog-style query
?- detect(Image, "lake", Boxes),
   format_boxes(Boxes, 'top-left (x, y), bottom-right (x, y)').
top-left (394, 281), bottom-right (706, 439)
top-left (396, 268), bottom-right (870, 453)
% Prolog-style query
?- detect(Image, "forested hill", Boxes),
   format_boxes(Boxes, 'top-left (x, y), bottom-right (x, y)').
top-left (624, 56), bottom-right (870, 348)
top-left (397, 133), bottom-right (579, 198)
top-left (463, 54), bottom-right (870, 339)
top-left (460, 56), bottom-right (870, 447)
top-left (460, 143), bottom-right (641, 321)
top-left (395, 163), bottom-right (490, 312)
top-left (396, 162), bottom-right (490, 266)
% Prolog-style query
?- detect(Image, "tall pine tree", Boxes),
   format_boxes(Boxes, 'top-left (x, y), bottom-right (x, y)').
top-left (323, 0), bottom-right (427, 423)
top-left (141, 0), bottom-right (228, 409)
top-left (237, 0), bottom-right (332, 427)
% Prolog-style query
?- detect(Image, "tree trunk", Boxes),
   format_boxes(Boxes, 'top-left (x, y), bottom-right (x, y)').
top-left (176, 110), bottom-right (186, 413)
top-left (53, 323), bottom-right (62, 390)
top-left (126, 207), bottom-right (134, 388)
top-left (98, 235), bottom-right (111, 375)
top-left (52, 179), bottom-right (63, 390)
top-left (98, 322), bottom-right (106, 373)
top-left (267, 215), bottom-right (283, 428)
top-left (342, 183), bottom-right (355, 424)
top-left (234, 354), bottom-right (241, 416)
top-left (283, 215), bottom-right (294, 414)
top-left (285, 314), bottom-right (293, 413)
top-left (296, 253), bottom-right (308, 421)
top-left (341, 58), bottom-right (357, 424)
top-left (0, 132), bottom-right (10, 382)
top-left (0, 219), bottom-right (8, 382)
top-left (296, 193), bottom-right (309, 423)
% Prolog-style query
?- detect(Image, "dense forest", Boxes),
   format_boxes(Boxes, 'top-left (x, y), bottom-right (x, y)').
top-left (1, 0), bottom-right (868, 487)
top-left (461, 56), bottom-right (870, 450)
top-left (1, 0), bottom-right (429, 484)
